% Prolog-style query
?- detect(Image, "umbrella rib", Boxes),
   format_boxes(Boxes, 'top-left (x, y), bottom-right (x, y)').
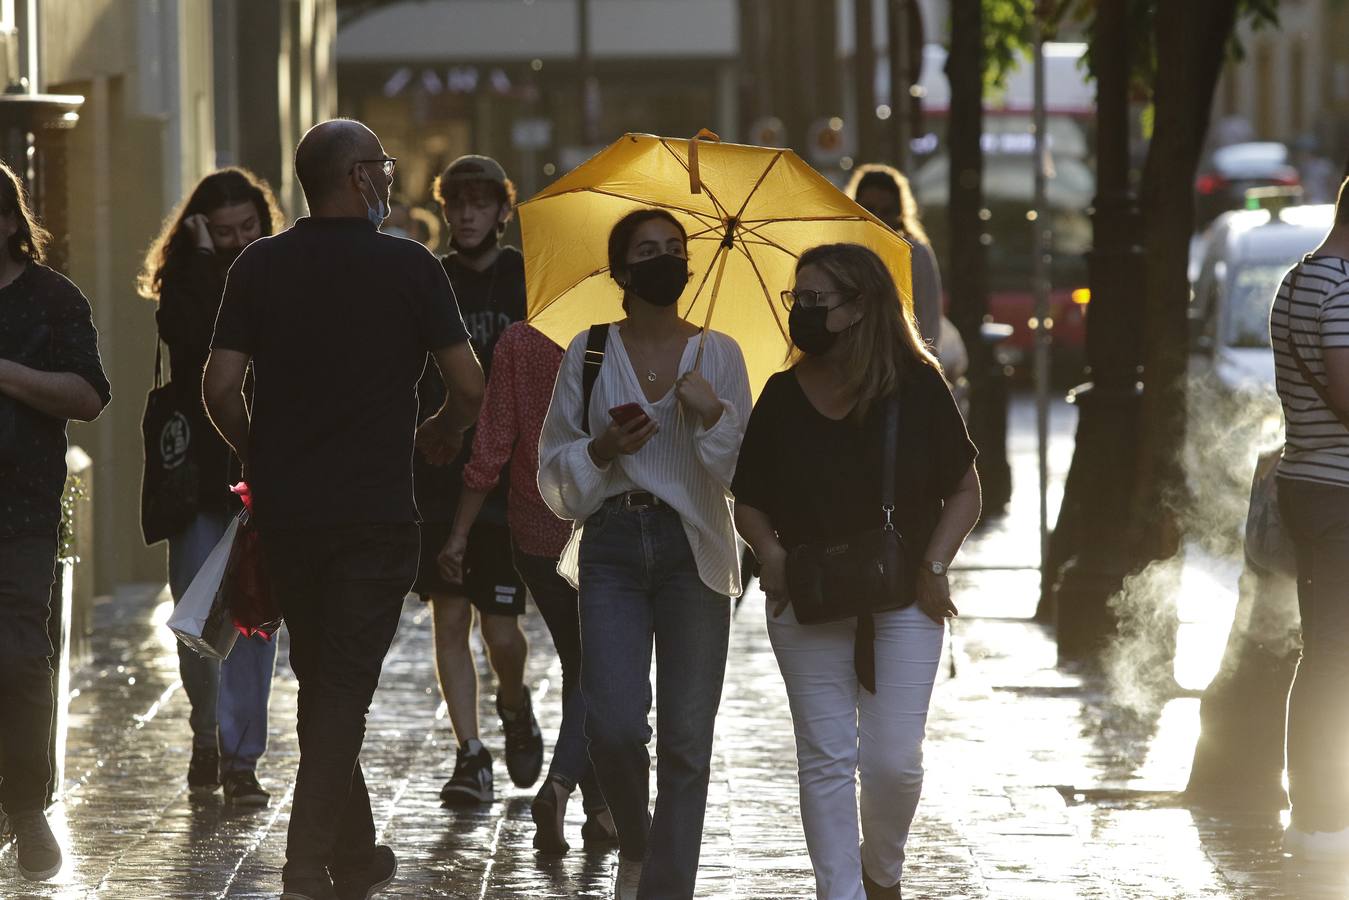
top-left (552, 186), bottom-right (723, 226)
top-left (657, 138), bottom-right (732, 222)
top-left (731, 236), bottom-right (790, 345)
top-left (730, 151), bottom-right (787, 224)
top-left (680, 240), bottom-right (728, 323)
top-left (737, 214), bottom-right (869, 224)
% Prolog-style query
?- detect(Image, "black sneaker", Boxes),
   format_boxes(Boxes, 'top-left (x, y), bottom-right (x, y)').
top-left (11, 810), bottom-right (62, 882)
top-left (439, 741), bottom-right (494, 805)
top-left (863, 867), bottom-right (902, 899)
top-left (331, 844), bottom-right (398, 900)
top-left (188, 746), bottom-right (220, 798)
top-left (279, 874), bottom-right (338, 900)
top-left (222, 770), bottom-right (271, 808)
top-left (499, 687), bottom-right (544, 788)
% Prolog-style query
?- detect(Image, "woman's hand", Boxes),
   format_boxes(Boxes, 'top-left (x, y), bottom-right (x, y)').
top-left (675, 371), bottom-right (724, 429)
top-left (437, 532), bottom-right (469, 585)
top-left (915, 570), bottom-right (958, 624)
top-left (590, 413), bottom-right (658, 465)
top-left (758, 545), bottom-right (790, 618)
top-left (185, 213), bottom-right (214, 252)
top-left (415, 413), bottom-right (465, 465)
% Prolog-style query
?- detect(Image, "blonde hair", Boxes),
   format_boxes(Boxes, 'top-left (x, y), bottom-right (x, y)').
top-left (792, 243), bottom-right (940, 423)
top-left (845, 163), bottom-right (929, 246)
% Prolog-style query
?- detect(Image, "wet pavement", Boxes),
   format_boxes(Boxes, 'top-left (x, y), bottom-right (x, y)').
top-left (1, 395), bottom-right (1344, 898)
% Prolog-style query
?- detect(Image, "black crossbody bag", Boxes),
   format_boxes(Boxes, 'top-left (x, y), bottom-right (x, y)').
top-left (785, 396), bottom-right (913, 624)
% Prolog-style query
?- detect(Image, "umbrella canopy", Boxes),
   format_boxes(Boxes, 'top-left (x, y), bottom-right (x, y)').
top-left (519, 132), bottom-right (914, 399)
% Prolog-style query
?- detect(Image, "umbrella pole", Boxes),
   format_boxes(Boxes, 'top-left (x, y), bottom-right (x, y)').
top-left (693, 237), bottom-right (733, 371)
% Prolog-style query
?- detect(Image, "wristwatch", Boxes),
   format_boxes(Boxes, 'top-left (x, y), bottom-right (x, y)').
top-left (922, 560), bottom-right (948, 577)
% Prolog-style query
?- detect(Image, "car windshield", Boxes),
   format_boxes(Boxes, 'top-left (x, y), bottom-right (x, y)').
top-left (1225, 263), bottom-right (1290, 348)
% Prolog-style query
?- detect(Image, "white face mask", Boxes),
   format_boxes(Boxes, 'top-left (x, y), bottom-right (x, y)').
top-left (359, 167), bottom-right (388, 227)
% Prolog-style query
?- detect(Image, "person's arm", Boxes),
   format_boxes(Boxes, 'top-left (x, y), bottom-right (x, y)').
top-left (203, 349), bottom-right (251, 466)
top-left (1326, 348), bottom-right (1349, 416)
top-left (914, 465), bottom-right (981, 624)
top-left (681, 335), bottom-right (753, 488)
top-left (910, 242), bottom-right (943, 350)
top-left (6, 280), bottom-right (112, 422)
top-left (538, 332), bottom-right (640, 521)
top-left (0, 360), bottom-right (103, 421)
top-left (438, 487), bottom-right (488, 584)
top-left (415, 341), bottom-right (485, 465)
top-left (735, 502), bottom-right (789, 615)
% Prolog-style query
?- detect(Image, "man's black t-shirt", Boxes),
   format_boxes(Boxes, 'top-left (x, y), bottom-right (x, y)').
top-left (414, 246), bottom-right (527, 524)
top-left (211, 217), bottom-right (469, 527)
top-left (0, 265), bottom-right (111, 540)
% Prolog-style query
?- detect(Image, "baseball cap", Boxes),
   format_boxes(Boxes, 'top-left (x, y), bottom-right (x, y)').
top-left (443, 155), bottom-right (508, 185)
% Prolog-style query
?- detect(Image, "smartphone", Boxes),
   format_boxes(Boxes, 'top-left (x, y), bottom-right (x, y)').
top-left (609, 402), bottom-right (649, 426)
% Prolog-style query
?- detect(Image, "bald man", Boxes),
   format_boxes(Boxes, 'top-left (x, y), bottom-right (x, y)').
top-left (204, 119), bottom-right (484, 900)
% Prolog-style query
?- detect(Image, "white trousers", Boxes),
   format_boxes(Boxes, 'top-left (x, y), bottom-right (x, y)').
top-left (767, 602), bottom-right (944, 900)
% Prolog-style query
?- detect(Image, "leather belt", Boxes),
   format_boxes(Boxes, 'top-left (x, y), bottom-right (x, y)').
top-left (619, 490), bottom-right (663, 510)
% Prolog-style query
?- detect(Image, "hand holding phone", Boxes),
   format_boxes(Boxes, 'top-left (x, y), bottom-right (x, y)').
top-left (609, 402), bottom-right (649, 426)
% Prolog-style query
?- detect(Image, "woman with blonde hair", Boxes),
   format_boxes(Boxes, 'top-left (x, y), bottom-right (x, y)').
top-left (733, 243), bottom-right (981, 899)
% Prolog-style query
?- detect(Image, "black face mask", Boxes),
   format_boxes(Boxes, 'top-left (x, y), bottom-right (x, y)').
top-left (452, 225), bottom-right (501, 260)
top-left (625, 253), bottom-right (689, 308)
top-left (789, 303), bottom-right (842, 355)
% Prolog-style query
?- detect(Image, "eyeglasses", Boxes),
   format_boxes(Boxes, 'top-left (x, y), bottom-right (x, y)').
top-left (355, 157), bottom-right (397, 177)
top-left (780, 289), bottom-right (859, 312)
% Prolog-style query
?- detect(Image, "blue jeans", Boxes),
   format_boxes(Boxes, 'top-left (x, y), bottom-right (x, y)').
top-left (511, 546), bottom-right (605, 811)
top-left (578, 499), bottom-right (731, 900)
top-left (168, 510), bottom-right (278, 772)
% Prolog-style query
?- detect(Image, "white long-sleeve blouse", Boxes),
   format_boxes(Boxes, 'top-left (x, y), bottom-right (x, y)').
top-left (537, 325), bottom-right (752, 597)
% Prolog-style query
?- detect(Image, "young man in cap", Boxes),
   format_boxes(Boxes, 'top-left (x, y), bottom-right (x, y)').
top-left (414, 155), bottom-right (543, 804)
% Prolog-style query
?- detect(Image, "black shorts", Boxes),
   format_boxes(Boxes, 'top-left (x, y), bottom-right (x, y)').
top-left (414, 521), bottom-right (527, 616)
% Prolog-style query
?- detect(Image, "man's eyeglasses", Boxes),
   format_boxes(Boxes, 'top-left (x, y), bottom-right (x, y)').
top-left (780, 289), bottom-right (859, 312)
top-left (355, 157), bottom-right (397, 177)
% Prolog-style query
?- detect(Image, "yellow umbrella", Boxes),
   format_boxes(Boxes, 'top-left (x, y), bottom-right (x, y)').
top-left (519, 131), bottom-right (914, 399)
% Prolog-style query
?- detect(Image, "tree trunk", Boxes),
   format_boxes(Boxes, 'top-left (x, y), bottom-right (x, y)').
top-left (946, 0), bottom-right (1010, 510)
top-left (1131, 0), bottom-right (1239, 560)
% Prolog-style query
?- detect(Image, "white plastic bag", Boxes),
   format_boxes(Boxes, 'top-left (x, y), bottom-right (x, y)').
top-left (1245, 447), bottom-right (1296, 578)
top-left (167, 513), bottom-right (241, 660)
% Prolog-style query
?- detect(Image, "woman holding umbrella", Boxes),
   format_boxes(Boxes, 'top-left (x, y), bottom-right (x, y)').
top-left (537, 208), bottom-right (751, 900)
top-left (732, 243), bottom-right (981, 899)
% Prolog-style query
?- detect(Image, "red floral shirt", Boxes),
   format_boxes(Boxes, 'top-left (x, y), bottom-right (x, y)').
top-left (462, 322), bottom-right (571, 557)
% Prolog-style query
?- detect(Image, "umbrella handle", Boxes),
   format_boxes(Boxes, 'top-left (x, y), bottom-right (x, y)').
top-left (688, 128), bottom-right (721, 196)
top-left (693, 240), bottom-right (732, 371)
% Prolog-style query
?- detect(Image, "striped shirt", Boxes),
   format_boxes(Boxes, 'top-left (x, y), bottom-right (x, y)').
top-left (1271, 255), bottom-right (1349, 487)
top-left (537, 326), bottom-right (752, 596)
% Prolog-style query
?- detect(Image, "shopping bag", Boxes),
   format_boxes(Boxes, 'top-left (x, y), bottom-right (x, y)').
top-left (225, 483), bottom-right (281, 638)
top-left (1244, 446), bottom-right (1296, 578)
top-left (167, 513), bottom-right (241, 660)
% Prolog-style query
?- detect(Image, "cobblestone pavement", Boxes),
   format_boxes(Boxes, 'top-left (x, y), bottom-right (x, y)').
top-left (1, 397), bottom-right (1344, 898)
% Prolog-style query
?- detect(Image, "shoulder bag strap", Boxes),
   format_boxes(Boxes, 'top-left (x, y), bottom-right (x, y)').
top-left (153, 340), bottom-right (165, 391)
top-left (881, 392), bottom-right (900, 531)
top-left (1286, 256), bottom-right (1349, 432)
top-left (580, 323), bottom-right (609, 435)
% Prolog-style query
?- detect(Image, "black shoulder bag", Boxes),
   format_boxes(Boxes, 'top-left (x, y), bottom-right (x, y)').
top-left (785, 395), bottom-right (912, 625)
top-left (580, 323), bottom-right (610, 435)
top-left (140, 341), bottom-right (202, 545)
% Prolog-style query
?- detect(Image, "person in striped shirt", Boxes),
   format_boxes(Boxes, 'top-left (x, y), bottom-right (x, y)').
top-left (1271, 176), bottom-right (1349, 860)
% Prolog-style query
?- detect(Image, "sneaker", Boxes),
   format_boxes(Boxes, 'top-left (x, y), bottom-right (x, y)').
top-left (279, 875), bottom-right (338, 900)
top-left (581, 807), bottom-right (619, 850)
top-left (440, 740), bottom-right (494, 805)
top-left (331, 844), bottom-right (397, 900)
top-left (531, 778), bottom-right (570, 854)
top-left (188, 746), bottom-right (220, 798)
top-left (222, 770), bottom-right (271, 808)
top-left (499, 687), bottom-right (544, 788)
top-left (11, 810), bottom-right (62, 882)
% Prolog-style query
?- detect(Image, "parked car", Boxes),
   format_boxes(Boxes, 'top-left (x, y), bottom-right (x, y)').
top-left (1194, 142), bottom-right (1301, 231)
top-left (1189, 203), bottom-right (1333, 407)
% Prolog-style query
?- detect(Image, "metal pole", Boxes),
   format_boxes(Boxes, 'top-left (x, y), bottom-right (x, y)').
top-left (854, 0), bottom-right (877, 161)
top-left (888, 0), bottom-right (911, 170)
top-left (1032, 12), bottom-right (1051, 576)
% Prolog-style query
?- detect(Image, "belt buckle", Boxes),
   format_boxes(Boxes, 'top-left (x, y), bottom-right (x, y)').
top-left (623, 491), bottom-right (655, 510)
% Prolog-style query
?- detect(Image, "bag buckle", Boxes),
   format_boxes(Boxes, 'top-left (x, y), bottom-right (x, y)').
top-left (882, 503), bottom-right (895, 532)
